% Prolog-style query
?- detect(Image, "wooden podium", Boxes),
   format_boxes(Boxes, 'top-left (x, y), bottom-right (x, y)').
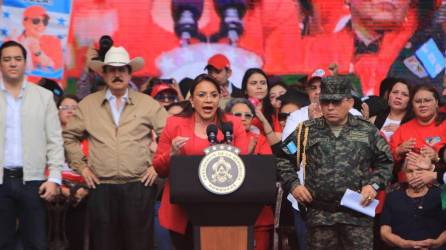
top-left (170, 155), bottom-right (276, 250)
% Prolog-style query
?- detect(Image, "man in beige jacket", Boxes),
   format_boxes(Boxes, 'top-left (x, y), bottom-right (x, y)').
top-left (63, 46), bottom-right (167, 250)
top-left (0, 40), bottom-right (64, 249)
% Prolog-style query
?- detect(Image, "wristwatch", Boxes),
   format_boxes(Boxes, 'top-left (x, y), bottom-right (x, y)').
top-left (371, 183), bottom-right (380, 192)
top-left (34, 51), bottom-right (42, 56)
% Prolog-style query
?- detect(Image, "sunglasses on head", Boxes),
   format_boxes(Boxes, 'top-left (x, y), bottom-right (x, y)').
top-left (233, 112), bottom-right (254, 119)
top-left (278, 112), bottom-right (291, 121)
top-left (155, 94), bottom-right (178, 102)
top-left (29, 17), bottom-right (49, 26)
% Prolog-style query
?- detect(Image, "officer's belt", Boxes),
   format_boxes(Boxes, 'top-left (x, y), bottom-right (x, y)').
top-left (308, 200), bottom-right (364, 217)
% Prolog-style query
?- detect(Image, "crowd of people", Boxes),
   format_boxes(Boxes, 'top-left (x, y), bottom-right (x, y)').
top-left (2, 36), bottom-right (446, 250)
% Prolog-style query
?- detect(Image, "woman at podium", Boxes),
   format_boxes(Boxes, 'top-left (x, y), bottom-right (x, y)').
top-left (153, 74), bottom-right (249, 250)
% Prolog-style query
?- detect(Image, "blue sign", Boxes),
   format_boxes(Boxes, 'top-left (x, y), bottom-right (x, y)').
top-left (415, 38), bottom-right (445, 78)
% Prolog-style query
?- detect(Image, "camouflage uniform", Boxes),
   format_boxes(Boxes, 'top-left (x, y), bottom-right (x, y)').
top-left (277, 77), bottom-right (394, 250)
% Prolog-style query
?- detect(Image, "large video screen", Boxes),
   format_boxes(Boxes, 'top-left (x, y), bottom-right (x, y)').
top-left (3, 0), bottom-right (445, 95)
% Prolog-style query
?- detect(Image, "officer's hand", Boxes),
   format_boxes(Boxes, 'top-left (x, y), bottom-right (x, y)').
top-left (141, 166), bottom-right (158, 186)
top-left (39, 181), bottom-right (60, 202)
top-left (360, 185), bottom-right (377, 207)
top-left (291, 185), bottom-right (313, 203)
top-left (81, 167), bottom-right (100, 189)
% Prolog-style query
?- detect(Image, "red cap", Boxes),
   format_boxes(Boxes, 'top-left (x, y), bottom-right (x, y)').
top-left (23, 5), bottom-right (48, 18)
top-left (310, 68), bottom-right (327, 79)
top-left (151, 83), bottom-right (178, 98)
top-left (306, 68), bottom-right (330, 86)
top-left (205, 54), bottom-right (230, 71)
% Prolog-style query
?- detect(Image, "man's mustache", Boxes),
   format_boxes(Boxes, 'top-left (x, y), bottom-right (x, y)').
top-left (112, 77), bottom-right (123, 83)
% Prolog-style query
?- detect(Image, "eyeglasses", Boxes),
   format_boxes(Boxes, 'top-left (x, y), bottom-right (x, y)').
top-left (155, 94), bottom-right (178, 102)
top-left (413, 98), bottom-right (434, 105)
top-left (30, 17), bottom-right (49, 26)
top-left (233, 112), bottom-right (254, 119)
top-left (278, 112), bottom-right (291, 121)
top-left (59, 105), bottom-right (78, 111)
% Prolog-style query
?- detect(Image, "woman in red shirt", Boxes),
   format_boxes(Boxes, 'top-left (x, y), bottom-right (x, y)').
top-left (225, 98), bottom-right (274, 250)
top-left (390, 84), bottom-right (446, 181)
top-left (241, 68), bottom-right (281, 147)
top-left (153, 74), bottom-right (249, 250)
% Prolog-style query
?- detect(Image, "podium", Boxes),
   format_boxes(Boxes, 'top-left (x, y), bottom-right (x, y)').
top-left (170, 154), bottom-right (276, 250)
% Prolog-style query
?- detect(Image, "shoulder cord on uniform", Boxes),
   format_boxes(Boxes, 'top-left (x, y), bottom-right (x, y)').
top-left (296, 123), bottom-right (303, 167)
top-left (296, 122), bottom-right (309, 178)
top-left (302, 126), bottom-right (309, 178)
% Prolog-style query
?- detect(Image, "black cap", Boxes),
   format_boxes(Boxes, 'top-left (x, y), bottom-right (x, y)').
top-left (320, 76), bottom-right (352, 101)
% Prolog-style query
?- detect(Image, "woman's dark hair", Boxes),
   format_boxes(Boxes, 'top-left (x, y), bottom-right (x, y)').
top-left (269, 81), bottom-right (288, 95)
top-left (263, 81), bottom-right (288, 125)
top-left (379, 77), bottom-right (399, 98)
top-left (374, 78), bottom-right (414, 128)
top-left (411, 83), bottom-right (446, 126)
top-left (241, 68), bottom-right (269, 95)
top-left (57, 94), bottom-right (80, 108)
top-left (178, 74), bottom-right (227, 128)
top-left (241, 68), bottom-right (276, 126)
top-left (388, 78), bottom-right (414, 123)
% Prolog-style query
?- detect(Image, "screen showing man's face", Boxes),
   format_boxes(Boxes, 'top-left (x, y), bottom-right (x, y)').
top-left (350, 0), bottom-right (411, 30)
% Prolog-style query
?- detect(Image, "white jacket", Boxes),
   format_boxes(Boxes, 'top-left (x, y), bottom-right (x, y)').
top-left (0, 81), bottom-right (64, 184)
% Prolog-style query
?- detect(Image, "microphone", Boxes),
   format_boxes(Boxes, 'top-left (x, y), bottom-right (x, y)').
top-left (222, 123), bottom-right (233, 144)
top-left (206, 124), bottom-right (218, 145)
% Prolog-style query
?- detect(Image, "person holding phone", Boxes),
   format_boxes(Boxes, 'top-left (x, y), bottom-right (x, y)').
top-left (240, 68), bottom-right (281, 147)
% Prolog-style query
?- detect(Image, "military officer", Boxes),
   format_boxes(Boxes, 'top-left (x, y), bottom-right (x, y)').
top-left (277, 76), bottom-right (394, 250)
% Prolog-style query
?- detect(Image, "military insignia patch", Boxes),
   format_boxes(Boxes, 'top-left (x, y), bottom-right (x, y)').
top-left (198, 145), bottom-right (246, 195)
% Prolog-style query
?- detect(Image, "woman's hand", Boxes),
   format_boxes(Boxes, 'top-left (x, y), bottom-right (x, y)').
top-left (255, 105), bottom-right (268, 124)
top-left (396, 138), bottom-right (416, 156)
top-left (420, 145), bottom-right (438, 162)
top-left (361, 103), bottom-right (369, 120)
top-left (171, 136), bottom-right (189, 155)
top-left (247, 135), bottom-right (258, 154)
top-left (308, 103), bottom-right (322, 119)
top-left (171, 79), bottom-right (184, 101)
top-left (382, 123), bottom-right (399, 133)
